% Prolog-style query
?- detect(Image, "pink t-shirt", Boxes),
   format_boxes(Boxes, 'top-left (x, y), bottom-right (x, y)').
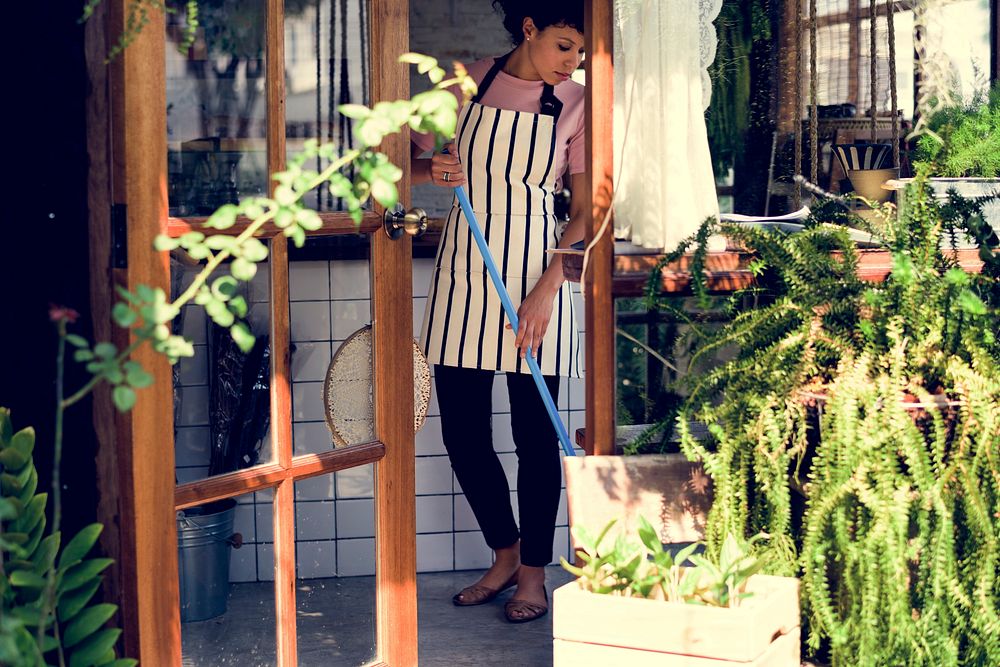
top-left (412, 58), bottom-right (586, 180)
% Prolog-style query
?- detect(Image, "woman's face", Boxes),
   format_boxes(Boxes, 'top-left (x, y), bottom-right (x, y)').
top-left (523, 18), bottom-right (585, 86)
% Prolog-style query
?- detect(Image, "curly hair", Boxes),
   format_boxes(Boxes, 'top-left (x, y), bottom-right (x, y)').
top-left (491, 1), bottom-right (584, 45)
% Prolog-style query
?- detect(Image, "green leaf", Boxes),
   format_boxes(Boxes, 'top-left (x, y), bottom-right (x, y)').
top-left (10, 570), bottom-right (47, 588)
top-left (14, 493), bottom-right (46, 535)
top-left (211, 276), bottom-right (240, 300)
top-left (636, 516), bottom-right (661, 554)
top-left (230, 322), bottom-right (256, 353)
top-left (123, 362), bottom-right (153, 389)
top-left (68, 628), bottom-right (122, 667)
top-left (63, 604), bottom-right (118, 649)
top-left (241, 238), bottom-right (269, 263)
top-left (31, 533), bottom-right (60, 573)
top-left (59, 524), bottom-right (103, 571)
top-left (227, 296), bottom-right (248, 319)
top-left (65, 334), bottom-right (90, 349)
top-left (204, 235), bottom-right (237, 251)
top-left (112, 303), bottom-right (137, 328)
top-left (74, 349), bottom-right (95, 362)
top-left (957, 289), bottom-right (987, 315)
top-left (103, 660), bottom-right (139, 667)
top-left (153, 235), bottom-right (180, 251)
top-left (205, 204), bottom-right (240, 230)
top-left (338, 103), bottom-right (371, 119)
top-left (60, 559), bottom-right (114, 595)
top-left (231, 257), bottom-right (257, 282)
top-left (112, 386), bottom-right (136, 413)
top-left (0, 497), bottom-right (19, 520)
top-left (178, 231), bottom-right (205, 248)
top-left (93, 343), bottom-right (117, 360)
top-left (58, 578), bottom-right (103, 622)
top-left (370, 179), bottom-right (399, 209)
top-left (294, 209), bottom-right (322, 231)
top-left (288, 226), bottom-right (306, 248)
top-left (205, 300), bottom-right (235, 328)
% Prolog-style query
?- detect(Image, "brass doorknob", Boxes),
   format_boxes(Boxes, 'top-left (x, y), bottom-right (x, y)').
top-left (383, 207), bottom-right (428, 240)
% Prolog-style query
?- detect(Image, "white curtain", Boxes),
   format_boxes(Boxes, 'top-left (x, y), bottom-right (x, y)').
top-left (613, 0), bottom-right (722, 251)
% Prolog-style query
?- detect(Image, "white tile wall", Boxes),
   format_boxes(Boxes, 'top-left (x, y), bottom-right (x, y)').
top-left (177, 257), bottom-right (581, 583)
top-left (337, 538), bottom-right (376, 576)
top-left (291, 342), bottom-right (332, 382)
top-left (417, 533), bottom-right (454, 572)
top-left (296, 540), bottom-right (337, 579)
top-left (454, 531), bottom-right (493, 570)
top-left (296, 500), bottom-right (336, 541)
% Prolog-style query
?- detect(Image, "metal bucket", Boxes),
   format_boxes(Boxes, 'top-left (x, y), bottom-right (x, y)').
top-left (177, 498), bottom-right (239, 622)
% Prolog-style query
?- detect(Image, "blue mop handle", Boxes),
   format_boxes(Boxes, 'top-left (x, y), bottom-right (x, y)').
top-left (444, 150), bottom-right (575, 457)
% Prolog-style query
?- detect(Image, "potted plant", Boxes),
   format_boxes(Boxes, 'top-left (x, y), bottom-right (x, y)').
top-left (657, 172), bottom-right (999, 665)
top-left (901, 83), bottom-right (1000, 236)
top-left (553, 520), bottom-right (800, 666)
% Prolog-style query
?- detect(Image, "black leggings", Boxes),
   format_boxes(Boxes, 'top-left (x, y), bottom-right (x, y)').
top-left (434, 364), bottom-right (561, 567)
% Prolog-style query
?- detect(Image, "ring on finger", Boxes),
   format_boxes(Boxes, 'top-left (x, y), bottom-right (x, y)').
top-left (443, 171), bottom-right (451, 182)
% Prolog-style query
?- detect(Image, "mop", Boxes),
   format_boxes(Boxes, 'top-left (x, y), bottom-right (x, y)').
top-left (446, 151), bottom-right (576, 457)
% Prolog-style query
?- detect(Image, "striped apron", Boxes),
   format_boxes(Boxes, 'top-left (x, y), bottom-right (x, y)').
top-left (419, 55), bottom-right (581, 378)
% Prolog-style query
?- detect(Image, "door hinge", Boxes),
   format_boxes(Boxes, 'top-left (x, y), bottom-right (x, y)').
top-left (111, 203), bottom-right (127, 269)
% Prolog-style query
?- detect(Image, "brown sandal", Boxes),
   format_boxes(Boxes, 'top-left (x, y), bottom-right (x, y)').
top-left (504, 587), bottom-right (548, 623)
top-left (452, 571), bottom-right (518, 606)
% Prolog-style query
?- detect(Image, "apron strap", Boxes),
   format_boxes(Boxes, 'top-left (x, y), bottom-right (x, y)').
top-left (472, 51), bottom-right (563, 124)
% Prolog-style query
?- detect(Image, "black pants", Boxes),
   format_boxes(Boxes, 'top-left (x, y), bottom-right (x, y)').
top-left (434, 364), bottom-right (561, 567)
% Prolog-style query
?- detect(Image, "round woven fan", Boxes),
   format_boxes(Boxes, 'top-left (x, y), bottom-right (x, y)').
top-left (323, 325), bottom-right (431, 447)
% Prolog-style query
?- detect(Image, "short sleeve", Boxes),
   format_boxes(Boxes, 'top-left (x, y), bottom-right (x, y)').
top-left (567, 112), bottom-right (586, 175)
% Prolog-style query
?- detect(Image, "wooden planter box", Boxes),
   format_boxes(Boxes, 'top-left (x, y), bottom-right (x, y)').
top-left (553, 576), bottom-right (800, 666)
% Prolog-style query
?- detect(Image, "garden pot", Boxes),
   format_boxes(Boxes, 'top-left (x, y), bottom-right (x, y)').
top-left (847, 167), bottom-right (899, 202)
top-left (895, 177), bottom-right (1000, 239)
top-left (553, 575), bottom-right (800, 666)
top-left (563, 453), bottom-right (713, 548)
top-left (177, 498), bottom-right (241, 622)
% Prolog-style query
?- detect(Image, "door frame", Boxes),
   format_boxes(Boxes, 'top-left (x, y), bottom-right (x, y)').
top-left (86, 1), bottom-right (416, 664)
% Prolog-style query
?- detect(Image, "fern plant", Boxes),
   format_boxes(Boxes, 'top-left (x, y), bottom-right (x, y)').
top-left (655, 171), bottom-right (1000, 665)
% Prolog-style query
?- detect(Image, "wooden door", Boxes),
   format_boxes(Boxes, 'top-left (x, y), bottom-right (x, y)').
top-left (89, 0), bottom-right (416, 664)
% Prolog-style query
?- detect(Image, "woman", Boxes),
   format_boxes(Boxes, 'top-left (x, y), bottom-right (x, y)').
top-left (411, 0), bottom-right (585, 624)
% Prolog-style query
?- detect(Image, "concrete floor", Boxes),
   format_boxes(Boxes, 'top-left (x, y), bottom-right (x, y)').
top-left (181, 566), bottom-right (575, 666)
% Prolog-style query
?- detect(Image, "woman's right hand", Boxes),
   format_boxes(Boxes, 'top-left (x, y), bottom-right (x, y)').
top-left (430, 143), bottom-right (465, 188)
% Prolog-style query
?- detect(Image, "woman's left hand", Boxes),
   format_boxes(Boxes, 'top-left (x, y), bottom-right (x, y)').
top-left (507, 281), bottom-right (559, 358)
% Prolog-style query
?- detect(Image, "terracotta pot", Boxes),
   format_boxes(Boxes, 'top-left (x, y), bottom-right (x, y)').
top-left (553, 575), bottom-right (801, 666)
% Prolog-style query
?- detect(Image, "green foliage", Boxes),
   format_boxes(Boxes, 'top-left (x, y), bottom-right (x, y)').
top-left (60, 54), bottom-right (473, 415)
top-left (913, 84), bottom-right (1000, 178)
top-left (0, 409), bottom-right (136, 667)
top-left (561, 518), bottom-right (767, 608)
top-left (661, 173), bottom-right (1000, 665)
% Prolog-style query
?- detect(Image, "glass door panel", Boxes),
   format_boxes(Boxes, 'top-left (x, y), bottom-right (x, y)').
top-left (180, 488), bottom-right (276, 665)
top-left (285, 0), bottom-right (370, 212)
top-left (173, 250), bottom-right (276, 485)
top-left (289, 243), bottom-right (376, 454)
top-left (165, 0), bottom-right (269, 216)
top-left (294, 471), bottom-right (377, 666)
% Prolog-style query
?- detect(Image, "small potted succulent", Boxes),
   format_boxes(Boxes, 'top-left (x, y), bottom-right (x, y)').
top-left (553, 520), bottom-right (800, 666)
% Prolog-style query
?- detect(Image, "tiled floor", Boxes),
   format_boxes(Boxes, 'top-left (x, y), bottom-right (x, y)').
top-left (181, 566), bottom-right (575, 667)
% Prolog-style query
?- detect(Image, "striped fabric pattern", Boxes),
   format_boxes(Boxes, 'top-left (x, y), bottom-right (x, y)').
top-left (420, 101), bottom-right (582, 378)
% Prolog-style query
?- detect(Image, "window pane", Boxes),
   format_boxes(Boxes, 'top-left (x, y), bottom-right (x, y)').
top-left (173, 247), bottom-right (276, 485)
top-left (858, 12), bottom-right (915, 121)
top-left (166, 2), bottom-right (269, 217)
top-left (289, 243), bottom-right (377, 453)
top-left (285, 0), bottom-right (370, 212)
top-left (295, 470), bottom-right (377, 665)
top-left (181, 488), bottom-right (276, 665)
top-left (936, 0), bottom-right (992, 103)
